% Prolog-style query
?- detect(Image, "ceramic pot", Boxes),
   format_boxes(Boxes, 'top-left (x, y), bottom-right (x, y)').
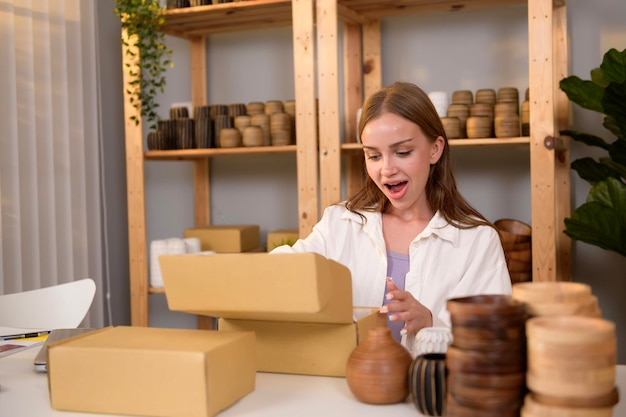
top-left (409, 353), bottom-right (446, 416)
top-left (345, 327), bottom-right (412, 404)
top-left (147, 130), bottom-right (167, 150)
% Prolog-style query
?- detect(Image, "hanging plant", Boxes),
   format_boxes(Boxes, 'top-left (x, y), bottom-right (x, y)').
top-left (114, 0), bottom-right (173, 130)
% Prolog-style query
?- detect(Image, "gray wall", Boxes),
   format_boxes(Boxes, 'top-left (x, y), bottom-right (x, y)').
top-left (97, 0), bottom-right (130, 326)
top-left (98, 1), bottom-right (626, 361)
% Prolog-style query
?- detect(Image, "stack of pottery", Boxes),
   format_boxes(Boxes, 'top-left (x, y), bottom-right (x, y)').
top-left (194, 105), bottom-right (214, 148)
top-left (494, 87), bottom-right (520, 138)
top-left (512, 281), bottom-right (602, 318)
top-left (523, 316), bottom-right (618, 417)
top-left (495, 218), bottom-right (532, 284)
top-left (446, 295), bottom-right (528, 417)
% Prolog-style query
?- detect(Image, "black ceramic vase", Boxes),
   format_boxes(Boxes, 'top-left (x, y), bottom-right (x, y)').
top-left (408, 353), bottom-right (447, 416)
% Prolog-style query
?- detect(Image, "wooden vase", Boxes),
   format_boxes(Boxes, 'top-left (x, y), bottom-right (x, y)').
top-left (409, 353), bottom-right (447, 416)
top-left (345, 327), bottom-right (412, 404)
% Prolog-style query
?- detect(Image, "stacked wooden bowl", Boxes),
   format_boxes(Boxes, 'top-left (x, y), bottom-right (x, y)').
top-left (523, 316), bottom-right (618, 417)
top-left (512, 281), bottom-right (602, 318)
top-left (495, 219), bottom-right (532, 283)
top-left (446, 295), bottom-right (528, 417)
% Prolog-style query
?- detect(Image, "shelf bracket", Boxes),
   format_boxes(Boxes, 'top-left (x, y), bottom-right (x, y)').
top-left (543, 136), bottom-right (567, 151)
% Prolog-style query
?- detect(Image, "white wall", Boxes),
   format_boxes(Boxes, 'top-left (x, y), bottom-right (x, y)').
top-left (104, 1), bottom-right (626, 361)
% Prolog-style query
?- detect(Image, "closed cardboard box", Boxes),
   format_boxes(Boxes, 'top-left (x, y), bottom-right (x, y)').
top-left (184, 225), bottom-right (260, 253)
top-left (160, 253), bottom-right (388, 376)
top-left (48, 326), bottom-right (256, 417)
top-left (219, 307), bottom-right (385, 376)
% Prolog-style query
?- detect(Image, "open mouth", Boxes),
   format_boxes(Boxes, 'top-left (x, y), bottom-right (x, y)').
top-left (385, 181), bottom-right (407, 194)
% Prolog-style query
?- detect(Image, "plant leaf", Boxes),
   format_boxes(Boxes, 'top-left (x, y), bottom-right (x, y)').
top-left (560, 130), bottom-right (612, 150)
top-left (559, 76), bottom-right (604, 113)
top-left (599, 48), bottom-right (626, 85)
top-left (564, 178), bottom-right (626, 256)
top-left (571, 157), bottom-right (618, 183)
top-left (602, 81), bottom-right (626, 140)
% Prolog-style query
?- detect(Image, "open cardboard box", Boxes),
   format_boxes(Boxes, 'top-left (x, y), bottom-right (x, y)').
top-left (47, 326), bottom-right (256, 417)
top-left (160, 252), bottom-right (387, 377)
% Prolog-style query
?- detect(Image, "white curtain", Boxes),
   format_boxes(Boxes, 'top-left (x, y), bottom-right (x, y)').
top-left (0, 0), bottom-right (105, 328)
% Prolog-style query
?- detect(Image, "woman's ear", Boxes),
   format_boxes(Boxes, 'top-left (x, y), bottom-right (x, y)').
top-left (430, 136), bottom-right (445, 164)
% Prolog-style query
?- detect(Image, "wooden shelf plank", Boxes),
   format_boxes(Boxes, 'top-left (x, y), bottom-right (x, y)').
top-left (341, 137), bottom-right (531, 151)
top-left (336, 0), bottom-right (530, 24)
top-left (161, 0), bottom-right (294, 37)
top-left (144, 145), bottom-right (297, 160)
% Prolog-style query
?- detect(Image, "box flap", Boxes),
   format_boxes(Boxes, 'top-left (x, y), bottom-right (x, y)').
top-left (160, 252), bottom-right (354, 323)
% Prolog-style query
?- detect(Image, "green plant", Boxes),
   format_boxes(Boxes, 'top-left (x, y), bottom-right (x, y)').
top-left (559, 47), bottom-right (626, 257)
top-left (114, 0), bottom-right (173, 130)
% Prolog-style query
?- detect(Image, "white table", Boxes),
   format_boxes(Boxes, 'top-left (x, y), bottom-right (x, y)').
top-left (1, 345), bottom-right (624, 417)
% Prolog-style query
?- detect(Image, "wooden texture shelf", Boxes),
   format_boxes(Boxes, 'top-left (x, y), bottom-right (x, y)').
top-left (341, 137), bottom-right (531, 151)
top-left (125, 0), bottom-right (571, 328)
top-left (316, 0), bottom-right (571, 282)
top-left (160, 0), bottom-right (294, 38)
top-left (144, 145), bottom-right (297, 160)
top-left (335, 0), bottom-right (533, 24)
top-left (123, 0), bottom-right (317, 326)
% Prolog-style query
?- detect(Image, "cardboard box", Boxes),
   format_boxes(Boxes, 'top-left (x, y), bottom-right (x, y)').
top-left (184, 225), bottom-right (260, 253)
top-left (160, 253), bottom-right (388, 376)
top-left (219, 307), bottom-right (385, 376)
top-left (47, 326), bottom-right (256, 417)
top-left (266, 229), bottom-right (299, 251)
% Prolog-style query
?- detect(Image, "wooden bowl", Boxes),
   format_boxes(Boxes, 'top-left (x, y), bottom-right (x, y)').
top-left (498, 229), bottom-right (531, 245)
top-left (526, 369), bottom-right (616, 400)
top-left (523, 393), bottom-right (615, 417)
top-left (447, 391), bottom-right (522, 416)
top-left (509, 272), bottom-right (532, 284)
top-left (530, 388), bottom-right (619, 409)
top-left (495, 219), bottom-right (532, 237)
top-left (526, 316), bottom-right (615, 344)
top-left (501, 240), bottom-right (531, 253)
top-left (507, 258), bottom-right (532, 273)
top-left (451, 311), bottom-right (527, 330)
top-left (452, 324), bottom-right (526, 344)
top-left (446, 346), bottom-right (525, 374)
top-left (451, 333), bottom-right (525, 351)
top-left (447, 370), bottom-right (525, 390)
top-left (524, 296), bottom-right (600, 318)
top-left (447, 294), bottom-right (525, 317)
top-left (512, 282), bottom-right (592, 304)
top-left (506, 248), bottom-right (532, 263)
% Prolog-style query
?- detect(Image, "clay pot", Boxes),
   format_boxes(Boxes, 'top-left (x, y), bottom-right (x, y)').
top-left (345, 327), bottom-right (412, 404)
top-left (409, 353), bottom-right (447, 416)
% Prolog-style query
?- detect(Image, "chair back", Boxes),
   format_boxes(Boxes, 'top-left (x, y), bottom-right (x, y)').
top-left (0, 278), bottom-right (96, 329)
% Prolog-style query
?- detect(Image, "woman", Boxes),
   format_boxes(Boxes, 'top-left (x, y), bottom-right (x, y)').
top-left (272, 81), bottom-right (511, 344)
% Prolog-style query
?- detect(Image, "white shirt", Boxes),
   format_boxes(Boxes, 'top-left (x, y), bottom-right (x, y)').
top-left (271, 204), bottom-right (512, 327)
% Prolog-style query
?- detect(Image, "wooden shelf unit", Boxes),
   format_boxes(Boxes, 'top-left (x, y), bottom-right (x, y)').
top-left (124, 0), bottom-right (571, 326)
top-left (315, 0), bottom-right (571, 282)
top-left (122, 0), bottom-right (317, 326)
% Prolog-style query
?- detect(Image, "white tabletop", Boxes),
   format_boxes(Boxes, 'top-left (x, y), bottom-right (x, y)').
top-left (1, 344), bottom-right (624, 417)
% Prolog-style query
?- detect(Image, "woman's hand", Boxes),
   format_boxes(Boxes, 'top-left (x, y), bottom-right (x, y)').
top-left (379, 277), bottom-right (433, 336)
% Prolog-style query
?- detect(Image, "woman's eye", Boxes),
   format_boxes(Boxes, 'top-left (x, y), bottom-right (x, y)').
top-left (397, 150), bottom-right (412, 157)
top-left (365, 153), bottom-right (381, 161)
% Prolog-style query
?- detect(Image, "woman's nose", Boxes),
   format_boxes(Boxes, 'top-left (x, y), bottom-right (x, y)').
top-left (380, 156), bottom-right (397, 176)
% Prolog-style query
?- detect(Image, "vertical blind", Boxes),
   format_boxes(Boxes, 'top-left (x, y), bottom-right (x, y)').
top-left (0, 0), bottom-right (105, 328)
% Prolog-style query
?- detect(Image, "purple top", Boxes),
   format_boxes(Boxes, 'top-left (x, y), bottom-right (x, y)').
top-left (384, 250), bottom-right (410, 342)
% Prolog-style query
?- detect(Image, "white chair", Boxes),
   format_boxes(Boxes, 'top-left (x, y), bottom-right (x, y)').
top-left (0, 278), bottom-right (96, 329)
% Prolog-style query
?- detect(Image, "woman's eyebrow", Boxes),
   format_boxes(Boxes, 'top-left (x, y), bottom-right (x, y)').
top-left (362, 138), bottom-right (413, 151)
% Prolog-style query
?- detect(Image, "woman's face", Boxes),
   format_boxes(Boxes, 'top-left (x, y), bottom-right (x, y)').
top-left (361, 111), bottom-right (444, 213)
